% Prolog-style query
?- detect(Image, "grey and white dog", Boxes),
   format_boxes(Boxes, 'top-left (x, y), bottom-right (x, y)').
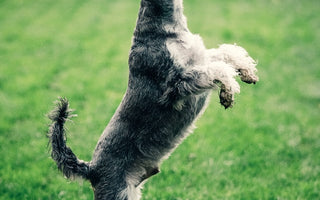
top-left (47, 0), bottom-right (258, 199)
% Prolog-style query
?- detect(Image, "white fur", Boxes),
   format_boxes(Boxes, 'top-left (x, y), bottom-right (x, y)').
top-left (166, 32), bottom-right (207, 68)
top-left (164, 0), bottom-right (187, 33)
top-left (207, 44), bottom-right (259, 81)
top-left (208, 62), bottom-right (240, 93)
top-left (118, 184), bottom-right (141, 200)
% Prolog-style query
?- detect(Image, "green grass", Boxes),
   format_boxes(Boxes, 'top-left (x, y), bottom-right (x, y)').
top-left (0, 0), bottom-right (319, 199)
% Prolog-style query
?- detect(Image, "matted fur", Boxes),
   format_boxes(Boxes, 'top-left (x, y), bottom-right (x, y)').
top-left (47, 0), bottom-right (258, 199)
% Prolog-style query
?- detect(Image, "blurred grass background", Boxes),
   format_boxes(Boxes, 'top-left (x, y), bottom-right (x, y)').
top-left (0, 0), bottom-right (319, 199)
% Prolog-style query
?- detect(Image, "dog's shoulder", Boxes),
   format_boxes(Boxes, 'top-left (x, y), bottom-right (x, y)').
top-left (166, 32), bottom-right (207, 68)
top-left (128, 37), bottom-right (173, 80)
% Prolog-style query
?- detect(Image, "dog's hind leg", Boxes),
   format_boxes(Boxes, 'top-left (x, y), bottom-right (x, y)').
top-left (207, 44), bottom-right (259, 84)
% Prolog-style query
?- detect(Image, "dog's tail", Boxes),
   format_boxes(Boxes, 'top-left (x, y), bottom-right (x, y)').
top-left (47, 97), bottom-right (90, 180)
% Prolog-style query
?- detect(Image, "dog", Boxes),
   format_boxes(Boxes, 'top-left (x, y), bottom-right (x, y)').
top-left (47, 0), bottom-right (258, 199)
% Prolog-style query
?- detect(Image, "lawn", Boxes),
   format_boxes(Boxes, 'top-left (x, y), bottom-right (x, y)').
top-left (0, 0), bottom-right (319, 199)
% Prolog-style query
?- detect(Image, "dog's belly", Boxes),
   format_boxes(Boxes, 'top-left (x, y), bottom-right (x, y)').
top-left (91, 90), bottom-right (210, 166)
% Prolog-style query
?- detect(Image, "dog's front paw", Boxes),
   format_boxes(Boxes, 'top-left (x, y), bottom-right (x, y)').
top-left (219, 86), bottom-right (234, 109)
top-left (209, 61), bottom-right (240, 108)
top-left (218, 44), bottom-right (259, 84)
top-left (219, 84), bottom-right (240, 109)
top-left (238, 68), bottom-right (259, 84)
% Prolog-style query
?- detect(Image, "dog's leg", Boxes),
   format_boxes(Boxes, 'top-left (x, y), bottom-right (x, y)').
top-left (207, 44), bottom-right (259, 84)
top-left (160, 61), bottom-right (240, 108)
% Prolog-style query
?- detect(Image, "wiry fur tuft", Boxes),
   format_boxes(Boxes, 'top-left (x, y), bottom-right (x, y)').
top-left (47, 97), bottom-right (90, 179)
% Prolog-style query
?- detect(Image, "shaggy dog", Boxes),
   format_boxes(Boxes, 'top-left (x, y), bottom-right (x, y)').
top-left (47, 0), bottom-right (258, 199)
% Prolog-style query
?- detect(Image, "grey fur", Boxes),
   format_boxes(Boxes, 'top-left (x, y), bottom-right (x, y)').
top-left (47, 0), bottom-right (258, 199)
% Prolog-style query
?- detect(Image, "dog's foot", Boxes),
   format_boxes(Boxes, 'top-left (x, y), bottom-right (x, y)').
top-left (219, 44), bottom-right (258, 84)
top-left (210, 44), bottom-right (259, 84)
top-left (238, 68), bottom-right (258, 84)
top-left (209, 62), bottom-right (240, 109)
top-left (219, 85), bottom-right (234, 109)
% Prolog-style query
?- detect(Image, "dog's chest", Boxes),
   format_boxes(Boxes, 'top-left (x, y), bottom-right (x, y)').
top-left (166, 32), bottom-right (207, 68)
